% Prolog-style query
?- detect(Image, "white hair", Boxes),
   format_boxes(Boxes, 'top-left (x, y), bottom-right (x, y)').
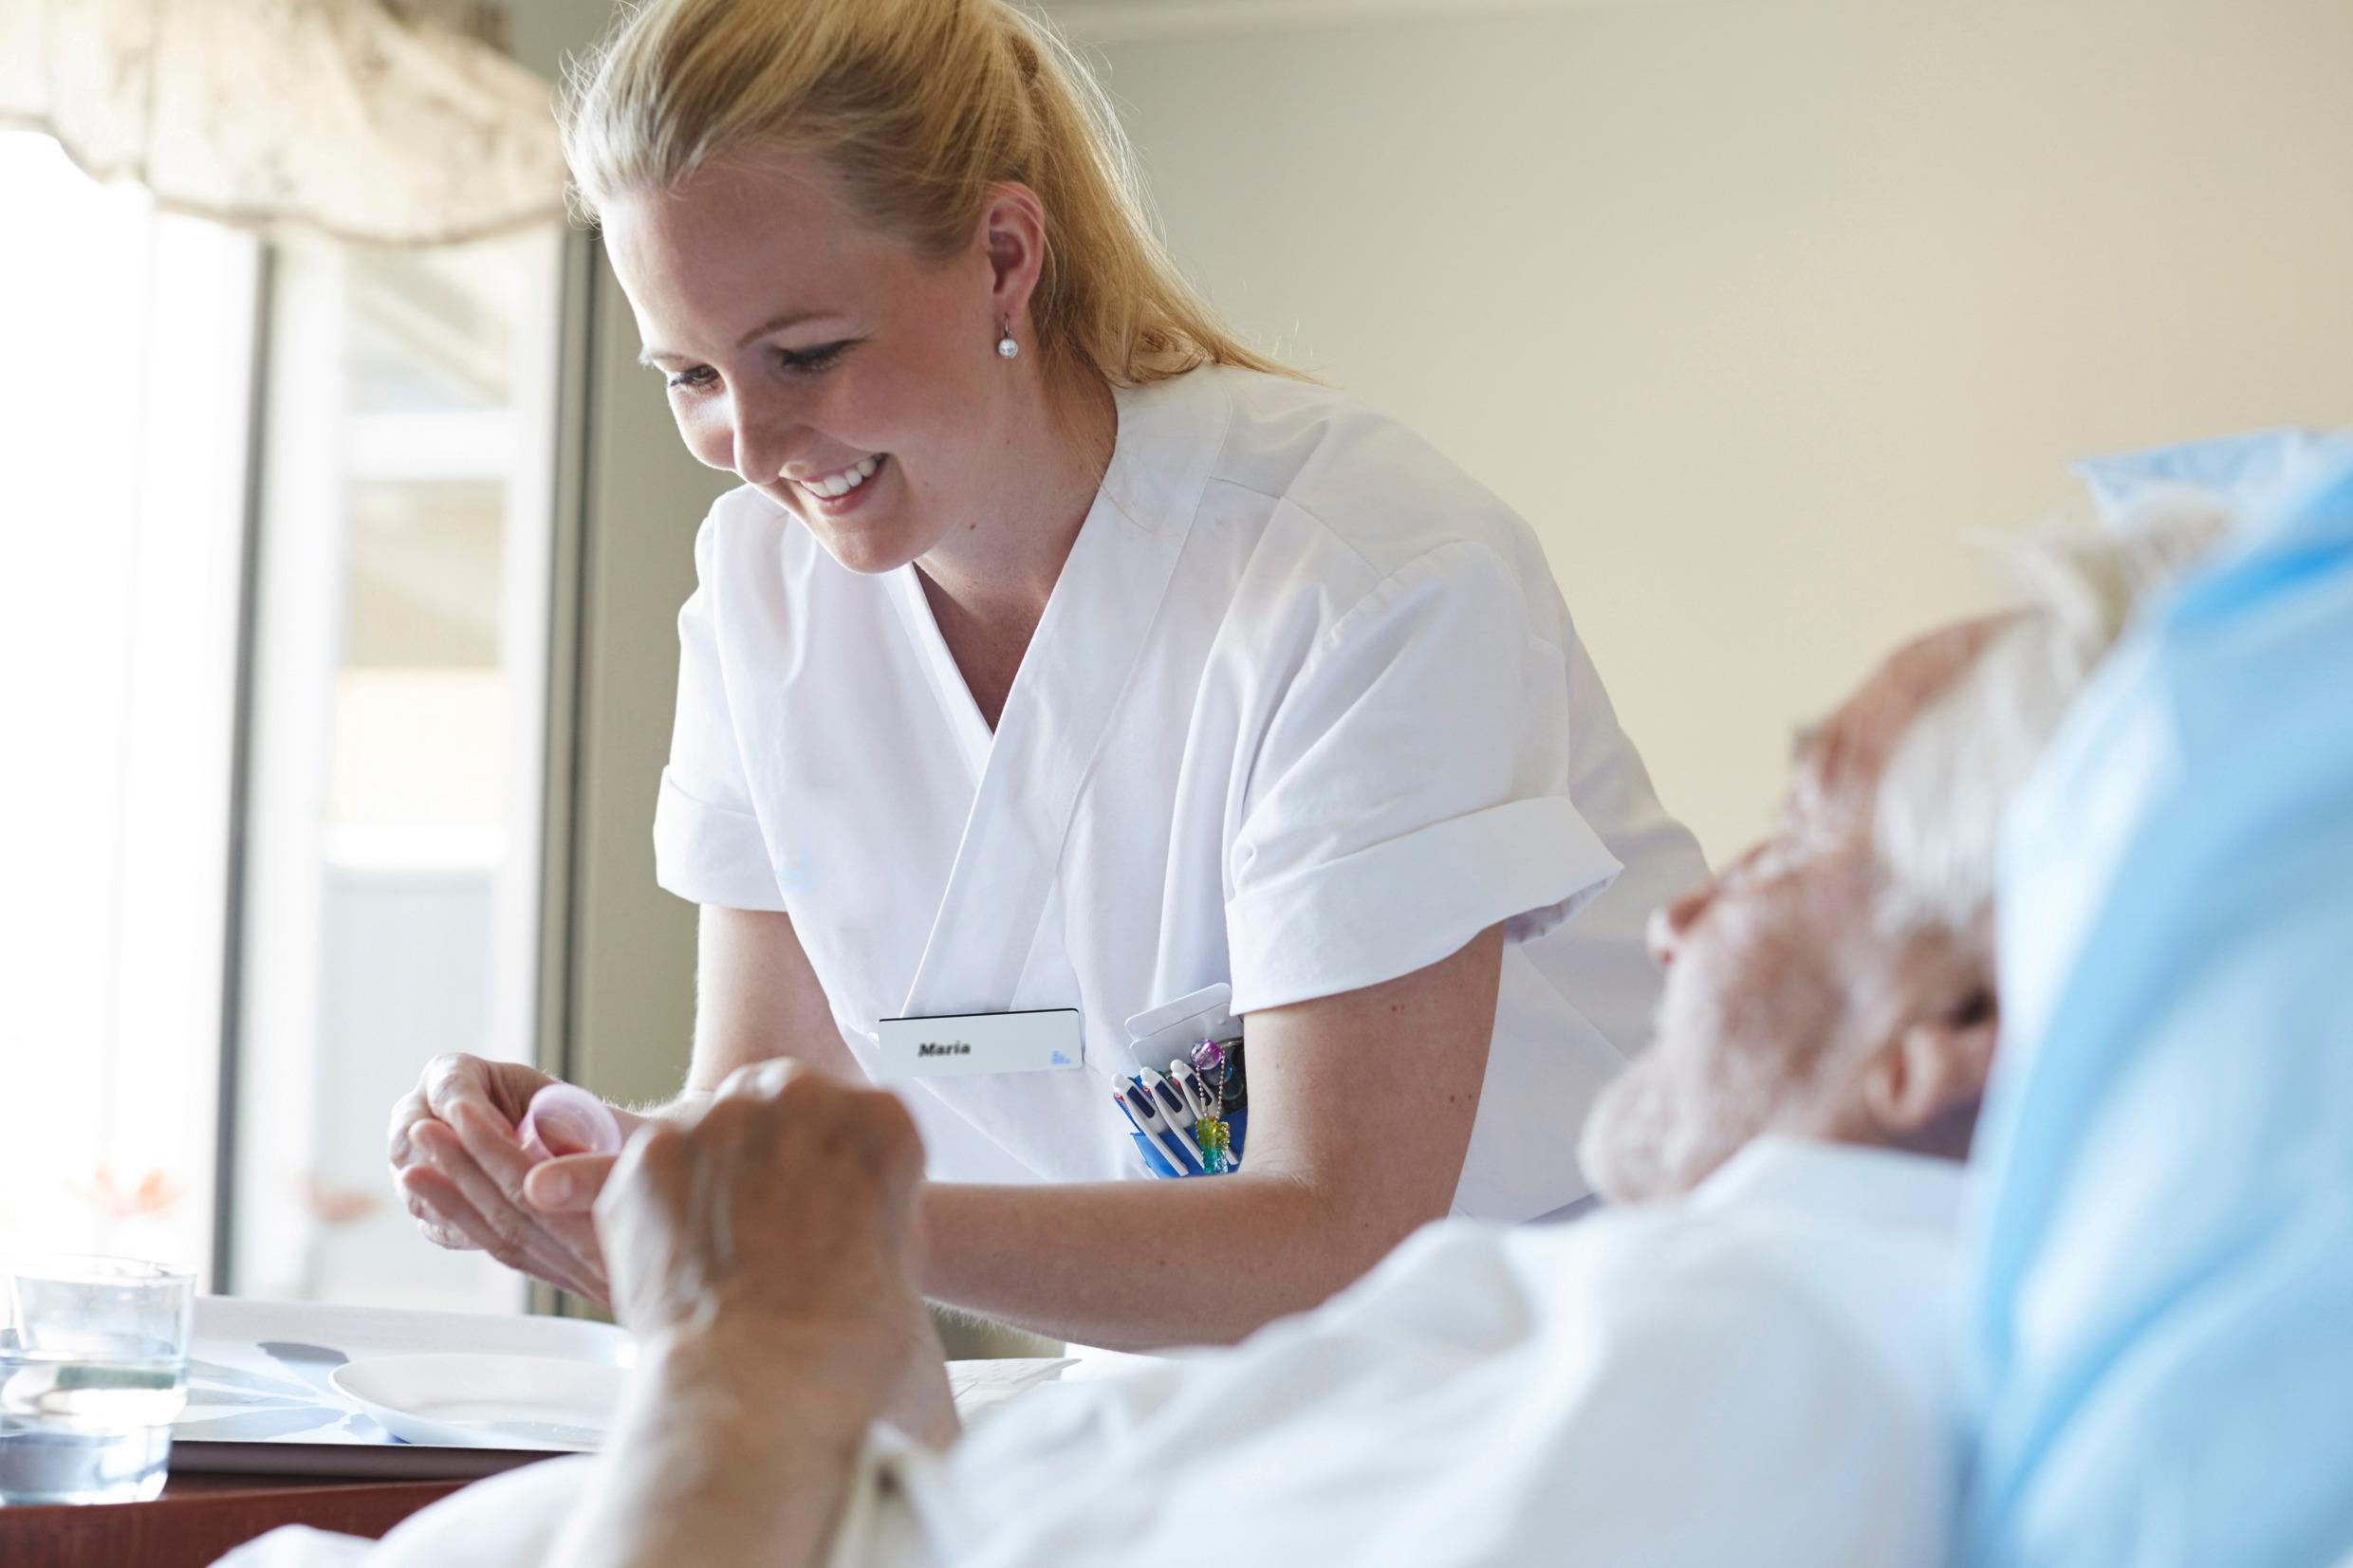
top-left (1872, 500), bottom-right (2230, 934)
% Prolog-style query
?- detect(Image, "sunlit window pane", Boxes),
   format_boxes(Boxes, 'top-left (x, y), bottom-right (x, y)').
top-left (227, 230), bottom-right (560, 1312)
top-left (0, 132), bottom-right (256, 1277)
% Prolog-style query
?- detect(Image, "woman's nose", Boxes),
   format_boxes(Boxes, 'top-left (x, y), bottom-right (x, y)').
top-left (732, 397), bottom-right (796, 487)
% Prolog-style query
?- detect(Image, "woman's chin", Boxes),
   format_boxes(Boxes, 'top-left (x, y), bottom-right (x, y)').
top-left (805, 512), bottom-right (925, 577)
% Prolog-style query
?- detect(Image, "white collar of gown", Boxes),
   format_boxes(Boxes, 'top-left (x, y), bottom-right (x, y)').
top-left (1684, 1134), bottom-right (1967, 1234)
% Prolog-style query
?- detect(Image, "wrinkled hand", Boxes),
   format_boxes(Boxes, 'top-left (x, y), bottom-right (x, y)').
top-left (386, 1053), bottom-right (621, 1302)
top-left (595, 1061), bottom-right (950, 1432)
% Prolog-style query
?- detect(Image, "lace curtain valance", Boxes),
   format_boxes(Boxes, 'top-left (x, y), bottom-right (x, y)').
top-left (0, 0), bottom-right (567, 246)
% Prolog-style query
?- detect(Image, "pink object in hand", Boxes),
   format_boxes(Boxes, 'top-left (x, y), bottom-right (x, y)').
top-left (518, 1083), bottom-right (624, 1162)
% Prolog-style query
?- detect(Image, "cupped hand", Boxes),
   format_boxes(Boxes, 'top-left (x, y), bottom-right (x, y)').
top-left (386, 1052), bottom-right (628, 1302)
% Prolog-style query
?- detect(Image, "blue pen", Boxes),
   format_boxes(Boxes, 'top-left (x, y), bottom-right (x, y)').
top-left (1121, 1079), bottom-right (1200, 1173)
top-left (1120, 1081), bottom-right (1195, 1175)
top-left (1168, 1060), bottom-right (1218, 1122)
top-left (1139, 1067), bottom-right (1209, 1170)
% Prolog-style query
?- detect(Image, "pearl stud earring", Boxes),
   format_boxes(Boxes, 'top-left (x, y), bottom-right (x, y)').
top-left (997, 321), bottom-right (1019, 360)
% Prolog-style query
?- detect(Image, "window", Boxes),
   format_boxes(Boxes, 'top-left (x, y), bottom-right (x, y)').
top-left (0, 131), bottom-right (564, 1316)
top-left (227, 231), bottom-right (563, 1312)
top-left (0, 130), bottom-right (256, 1276)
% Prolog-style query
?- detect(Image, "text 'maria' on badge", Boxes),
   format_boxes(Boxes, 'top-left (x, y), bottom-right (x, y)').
top-left (875, 1009), bottom-right (1084, 1079)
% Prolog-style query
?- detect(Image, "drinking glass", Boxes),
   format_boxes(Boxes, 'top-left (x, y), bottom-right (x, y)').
top-left (0, 1256), bottom-right (195, 1504)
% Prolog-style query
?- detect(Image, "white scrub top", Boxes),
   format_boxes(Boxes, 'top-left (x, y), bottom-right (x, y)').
top-left (653, 365), bottom-right (1706, 1220)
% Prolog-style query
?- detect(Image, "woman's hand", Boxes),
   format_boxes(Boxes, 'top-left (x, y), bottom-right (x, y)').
top-left (595, 1061), bottom-right (956, 1444)
top-left (386, 1052), bottom-right (631, 1302)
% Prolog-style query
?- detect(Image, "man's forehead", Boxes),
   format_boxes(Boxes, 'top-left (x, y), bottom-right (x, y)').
top-left (1787, 618), bottom-right (2010, 821)
top-left (1780, 724), bottom-right (1844, 839)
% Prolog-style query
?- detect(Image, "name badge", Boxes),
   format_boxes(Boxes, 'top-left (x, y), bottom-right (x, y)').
top-left (875, 1008), bottom-right (1085, 1079)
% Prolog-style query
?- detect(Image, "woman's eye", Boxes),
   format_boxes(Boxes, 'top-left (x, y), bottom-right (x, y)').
top-left (664, 340), bottom-right (852, 392)
top-left (777, 340), bottom-right (854, 374)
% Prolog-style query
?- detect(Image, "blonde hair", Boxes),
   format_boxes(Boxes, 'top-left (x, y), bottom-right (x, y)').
top-left (556, 0), bottom-right (1295, 388)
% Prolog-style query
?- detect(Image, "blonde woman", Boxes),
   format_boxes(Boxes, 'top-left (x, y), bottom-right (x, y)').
top-left (388, 0), bottom-right (1706, 1351)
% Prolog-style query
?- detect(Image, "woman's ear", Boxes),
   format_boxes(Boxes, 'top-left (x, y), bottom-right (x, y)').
top-left (1862, 986), bottom-right (2000, 1146)
top-left (977, 180), bottom-right (1048, 330)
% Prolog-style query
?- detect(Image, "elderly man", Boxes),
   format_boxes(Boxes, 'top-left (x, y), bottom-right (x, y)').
top-left (231, 512), bottom-right (2210, 1568)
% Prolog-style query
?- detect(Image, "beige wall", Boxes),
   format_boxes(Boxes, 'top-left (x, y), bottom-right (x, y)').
top-left (506, 0), bottom-right (2353, 1105)
top-left (1065, 0), bottom-right (2353, 859)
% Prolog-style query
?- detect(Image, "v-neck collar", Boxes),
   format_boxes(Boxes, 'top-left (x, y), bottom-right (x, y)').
top-left (889, 368), bottom-right (1234, 1021)
top-left (887, 371), bottom-right (1234, 783)
top-left (890, 563), bottom-right (994, 777)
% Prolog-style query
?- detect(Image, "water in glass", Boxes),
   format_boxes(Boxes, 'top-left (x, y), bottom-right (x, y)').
top-left (0, 1259), bottom-right (194, 1504)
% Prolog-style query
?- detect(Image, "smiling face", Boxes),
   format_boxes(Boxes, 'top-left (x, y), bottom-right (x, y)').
top-left (1578, 622), bottom-right (2007, 1204)
top-left (602, 146), bottom-right (1035, 576)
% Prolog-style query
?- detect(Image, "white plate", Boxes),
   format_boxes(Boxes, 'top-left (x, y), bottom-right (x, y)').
top-left (329, 1353), bottom-right (626, 1452)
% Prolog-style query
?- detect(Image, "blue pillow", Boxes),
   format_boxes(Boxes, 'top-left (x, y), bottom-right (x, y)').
top-left (2071, 428), bottom-right (2350, 527)
top-left (1963, 451), bottom-right (2353, 1566)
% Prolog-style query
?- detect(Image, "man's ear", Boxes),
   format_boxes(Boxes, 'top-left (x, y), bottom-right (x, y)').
top-left (1861, 987), bottom-right (1999, 1146)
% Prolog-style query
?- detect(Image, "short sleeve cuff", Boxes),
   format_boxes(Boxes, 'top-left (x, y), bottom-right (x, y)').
top-left (1224, 795), bottom-right (1622, 1014)
top-left (652, 769), bottom-right (787, 912)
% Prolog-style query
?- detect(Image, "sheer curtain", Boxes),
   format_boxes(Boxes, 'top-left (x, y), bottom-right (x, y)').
top-left (0, 129), bottom-right (259, 1273)
top-left (0, 0), bottom-right (565, 246)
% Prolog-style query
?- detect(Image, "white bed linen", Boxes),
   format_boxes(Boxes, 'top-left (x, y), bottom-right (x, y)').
top-left (221, 1138), bottom-right (1962, 1568)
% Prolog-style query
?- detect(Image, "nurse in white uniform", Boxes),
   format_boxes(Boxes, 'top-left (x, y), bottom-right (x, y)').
top-left (387, 0), bottom-right (1706, 1350)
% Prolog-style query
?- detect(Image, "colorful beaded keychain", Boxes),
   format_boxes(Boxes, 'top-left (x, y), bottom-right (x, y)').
top-left (1182, 1037), bottom-right (1246, 1174)
top-left (1193, 1112), bottom-right (1232, 1174)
